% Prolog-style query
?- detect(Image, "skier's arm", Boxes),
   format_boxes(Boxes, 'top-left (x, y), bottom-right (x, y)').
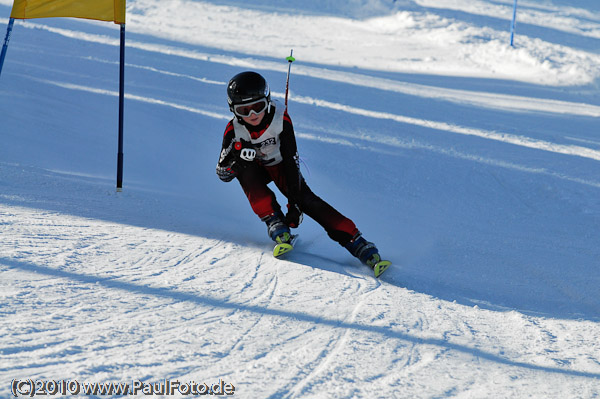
top-left (279, 112), bottom-right (303, 227)
top-left (216, 122), bottom-right (238, 182)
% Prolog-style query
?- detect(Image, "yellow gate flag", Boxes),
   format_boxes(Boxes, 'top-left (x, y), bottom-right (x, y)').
top-left (10, 0), bottom-right (126, 24)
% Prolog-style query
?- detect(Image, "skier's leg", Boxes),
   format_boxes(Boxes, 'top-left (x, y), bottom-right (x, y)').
top-left (237, 163), bottom-right (280, 219)
top-left (266, 165), bottom-right (380, 263)
top-left (291, 182), bottom-right (382, 266)
top-left (297, 183), bottom-right (358, 244)
top-left (237, 163), bottom-right (290, 242)
top-left (264, 164), bottom-right (353, 242)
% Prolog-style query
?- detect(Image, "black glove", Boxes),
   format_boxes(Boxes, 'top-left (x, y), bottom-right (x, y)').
top-left (285, 203), bottom-right (303, 228)
top-left (216, 164), bottom-right (237, 182)
top-left (217, 140), bottom-right (255, 182)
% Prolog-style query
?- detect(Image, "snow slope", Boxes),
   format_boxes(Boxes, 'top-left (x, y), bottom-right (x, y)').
top-left (1, 0), bottom-right (599, 397)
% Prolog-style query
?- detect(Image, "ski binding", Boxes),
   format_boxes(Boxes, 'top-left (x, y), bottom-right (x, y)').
top-left (373, 260), bottom-right (392, 278)
top-left (273, 234), bottom-right (298, 258)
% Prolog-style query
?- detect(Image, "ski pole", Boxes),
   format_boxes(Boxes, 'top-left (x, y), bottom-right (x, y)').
top-left (284, 49), bottom-right (295, 110)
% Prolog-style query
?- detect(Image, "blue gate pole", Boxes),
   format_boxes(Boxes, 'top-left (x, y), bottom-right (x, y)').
top-left (510, 0), bottom-right (518, 47)
top-left (116, 23), bottom-right (125, 191)
top-left (0, 18), bottom-right (15, 78)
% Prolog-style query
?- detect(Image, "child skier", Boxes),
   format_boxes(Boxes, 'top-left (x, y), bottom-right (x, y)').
top-left (216, 71), bottom-right (390, 276)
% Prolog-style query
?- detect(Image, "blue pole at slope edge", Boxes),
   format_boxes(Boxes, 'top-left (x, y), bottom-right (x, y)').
top-left (510, 0), bottom-right (518, 47)
top-left (0, 18), bottom-right (15, 78)
top-left (116, 23), bottom-right (125, 191)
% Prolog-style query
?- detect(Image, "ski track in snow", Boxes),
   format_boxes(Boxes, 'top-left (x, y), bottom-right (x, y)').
top-left (2, 0), bottom-right (600, 397)
top-left (3, 198), bottom-right (600, 397)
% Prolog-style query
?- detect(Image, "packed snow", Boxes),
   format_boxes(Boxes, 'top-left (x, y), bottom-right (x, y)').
top-left (1, 0), bottom-right (599, 397)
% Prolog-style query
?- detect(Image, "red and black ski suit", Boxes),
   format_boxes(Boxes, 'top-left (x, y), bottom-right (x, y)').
top-left (216, 100), bottom-right (359, 246)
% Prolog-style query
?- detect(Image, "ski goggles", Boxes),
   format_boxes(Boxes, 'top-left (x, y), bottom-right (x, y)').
top-left (233, 98), bottom-right (269, 117)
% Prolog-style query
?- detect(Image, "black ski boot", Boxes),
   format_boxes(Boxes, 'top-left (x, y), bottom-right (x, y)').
top-left (344, 233), bottom-right (381, 268)
top-left (261, 211), bottom-right (292, 244)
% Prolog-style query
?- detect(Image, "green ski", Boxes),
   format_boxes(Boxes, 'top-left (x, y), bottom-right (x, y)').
top-left (373, 260), bottom-right (392, 278)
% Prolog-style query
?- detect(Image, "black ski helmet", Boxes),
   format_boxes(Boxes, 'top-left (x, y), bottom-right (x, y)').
top-left (227, 71), bottom-right (271, 112)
